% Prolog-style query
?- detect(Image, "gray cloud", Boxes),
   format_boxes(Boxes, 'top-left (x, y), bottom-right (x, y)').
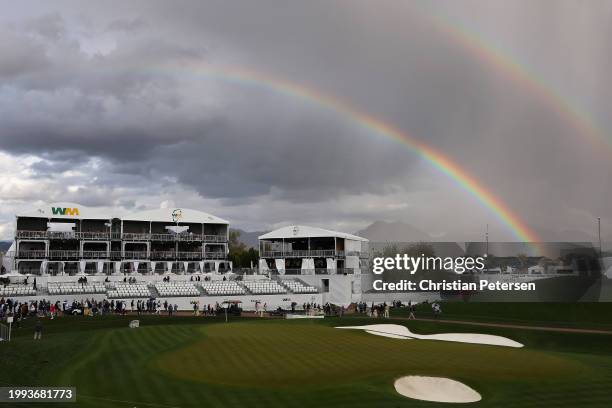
top-left (23, 12), bottom-right (66, 40)
top-left (0, 0), bottom-right (611, 240)
top-left (106, 18), bottom-right (146, 33)
top-left (0, 26), bottom-right (49, 77)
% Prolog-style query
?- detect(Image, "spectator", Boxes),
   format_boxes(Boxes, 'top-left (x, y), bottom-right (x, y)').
top-left (432, 302), bottom-right (441, 319)
top-left (408, 302), bottom-right (416, 320)
top-left (34, 319), bottom-right (43, 340)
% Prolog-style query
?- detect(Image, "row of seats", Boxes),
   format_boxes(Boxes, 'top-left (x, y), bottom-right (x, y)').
top-left (0, 286), bottom-right (36, 297)
top-left (107, 283), bottom-right (151, 299)
top-left (47, 283), bottom-right (106, 295)
top-left (2, 279), bottom-right (318, 298)
top-left (242, 280), bottom-right (286, 295)
top-left (154, 282), bottom-right (200, 297)
top-left (199, 281), bottom-right (246, 295)
top-left (282, 280), bottom-right (318, 294)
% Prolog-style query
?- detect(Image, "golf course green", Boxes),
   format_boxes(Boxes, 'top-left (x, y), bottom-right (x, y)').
top-left (1, 306), bottom-right (611, 407)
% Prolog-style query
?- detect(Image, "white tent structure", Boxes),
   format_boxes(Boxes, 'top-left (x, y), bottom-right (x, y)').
top-left (258, 225), bottom-right (367, 242)
top-left (258, 225), bottom-right (368, 306)
top-left (8, 202), bottom-right (231, 277)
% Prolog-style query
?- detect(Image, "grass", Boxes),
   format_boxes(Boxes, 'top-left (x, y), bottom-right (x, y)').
top-left (0, 312), bottom-right (611, 407)
top-left (391, 302), bottom-right (612, 330)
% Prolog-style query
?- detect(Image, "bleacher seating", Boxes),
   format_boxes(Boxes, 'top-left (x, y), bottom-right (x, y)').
top-left (107, 283), bottom-right (151, 298)
top-left (47, 282), bottom-right (106, 295)
top-left (0, 286), bottom-right (36, 297)
top-left (199, 281), bottom-right (246, 296)
top-left (242, 280), bottom-right (286, 295)
top-left (282, 280), bottom-right (318, 294)
top-left (155, 282), bottom-right (199, 297)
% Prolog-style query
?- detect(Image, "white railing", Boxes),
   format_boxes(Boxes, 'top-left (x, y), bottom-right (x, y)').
top-left (270, 268), bottom-right (356, 275)
top-left (10, 250), bottom-right (226, 260)
top-left (260, 250), bottom-right (344, 258)
top-left (16, 230), bottom-right (227, 242)
top-left (16, 250), bottom-right (48, 259)
top-left (204, 252), bottom-right (226, 260)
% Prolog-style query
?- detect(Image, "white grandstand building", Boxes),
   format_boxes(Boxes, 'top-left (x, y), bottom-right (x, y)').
top-left (258, 225), bottom-right (369, 305)
top-left (0, 204), bottom-right (379, 310)
top-left (5, 202), bottom-right (230, 276)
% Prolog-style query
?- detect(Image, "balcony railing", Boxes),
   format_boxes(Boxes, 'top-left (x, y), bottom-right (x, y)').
top-left (149, 251), bottom-right (209, 260)
top-left (204, 252), bottom-right (227, 259)
top-left (269, 268), bottom-right (356, 275)
top-left (11, 250), bottom-right (227, 260)
top-left (120, 233), bottom-right (150, 241)
top-left (260, 250), bottom-right (344, 258)
top-left (16, 250), bottom-right (48, 259)
top-left (148, 233), bottom-right (227, 242)
top-left (15, 230), bottom-right (227, 242)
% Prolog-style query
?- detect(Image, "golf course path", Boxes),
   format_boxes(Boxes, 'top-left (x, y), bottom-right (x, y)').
top-left (391, 317), bottom-right (612, 335)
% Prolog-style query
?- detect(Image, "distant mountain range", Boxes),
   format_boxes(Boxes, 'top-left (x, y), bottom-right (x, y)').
top-left (0, 241), bottom-right (12, 252)
top-left (231, 229), bottom-right (264, 248)
top-left (355, 220), bottom-right (433, 242)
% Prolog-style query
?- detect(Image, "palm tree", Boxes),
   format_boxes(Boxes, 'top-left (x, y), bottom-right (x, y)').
top-left (517, 253), bottom-right (528, 273)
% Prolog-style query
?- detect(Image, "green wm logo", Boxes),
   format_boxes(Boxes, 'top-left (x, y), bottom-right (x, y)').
top-left (51, 207), bottom-right (80, 216)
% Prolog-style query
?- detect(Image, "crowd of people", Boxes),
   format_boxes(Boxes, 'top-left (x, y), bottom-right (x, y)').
top-left (0, 297), bottom-right (139, 320)
top-left (353, 300), bottom-right (426, 320)
top-left (0, 295), bottom-right (237, 323)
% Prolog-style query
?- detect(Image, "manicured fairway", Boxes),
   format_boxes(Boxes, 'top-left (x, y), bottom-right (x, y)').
top-left (392, 302), bottom-right (612, 330)
top-left (1, 314), bottom-right (612, 407)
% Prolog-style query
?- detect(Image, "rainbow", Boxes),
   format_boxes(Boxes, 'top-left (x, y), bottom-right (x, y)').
top-left (424, 9), bottom-right (610, 154)
top-left (145, 62), bottom-right (540, 244)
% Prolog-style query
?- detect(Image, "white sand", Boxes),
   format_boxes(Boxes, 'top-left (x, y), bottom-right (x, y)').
top-left (336, 324), bottom-right (523, 348)
top-left (394, 376), bottom-right (481, 403)
top-left (365, 330), bottom-right (410, 339)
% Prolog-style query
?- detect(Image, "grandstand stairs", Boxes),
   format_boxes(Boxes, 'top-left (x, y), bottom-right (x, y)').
top-left (196, 285), bottom-right (207, 296)
top-left (272, 276), bottom-right (294, 293)
top-left (293, 277), bottom-right (315, 292)
top-left (148, 285), bottom-right (161, 298)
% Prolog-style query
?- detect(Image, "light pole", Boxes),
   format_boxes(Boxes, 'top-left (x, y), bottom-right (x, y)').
top-left (598, 217), bottom-right (602, 258)
top-left (485, 223), bottom-right (489, 258)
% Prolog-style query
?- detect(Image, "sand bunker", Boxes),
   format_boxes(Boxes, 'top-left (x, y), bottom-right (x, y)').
top-left (394, 376), bottom-right (481, 403)
top-left (365, 330), bottom-right (407, 339)
top-left (336, 324), bottom-right (523, 348)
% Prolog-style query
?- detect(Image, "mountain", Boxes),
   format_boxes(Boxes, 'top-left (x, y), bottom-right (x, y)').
top-left (0, 241), bottom-right (12, 252)
top-left (356, 221), bottom-right (468, 257)
top-left (231, 229), bottom-right (265, 249)
top-left (355, 221), bottom-right (432, 242)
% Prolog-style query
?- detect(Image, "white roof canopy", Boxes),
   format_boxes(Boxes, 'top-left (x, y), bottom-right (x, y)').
top-left (259, 225), bottom-right (368, 242)
top-left (122, 208), bottom-right (228, 224)
top-left (16, 203), bottom-right (228, 224)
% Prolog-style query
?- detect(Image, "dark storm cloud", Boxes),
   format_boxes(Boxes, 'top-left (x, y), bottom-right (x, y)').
top-left (0, 12), bottom-right (420, 203)
top-left (28, 152), bottom-right (90, 175)
top-left (0, 0), bottom-right (611, 239)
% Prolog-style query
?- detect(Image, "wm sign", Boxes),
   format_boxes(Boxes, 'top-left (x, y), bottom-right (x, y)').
top-left (51, 207), bottom-right (80, 216)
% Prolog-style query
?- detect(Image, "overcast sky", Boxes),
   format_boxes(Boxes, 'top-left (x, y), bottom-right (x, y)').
top-left (1, 0), bottom-right (611, 241)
